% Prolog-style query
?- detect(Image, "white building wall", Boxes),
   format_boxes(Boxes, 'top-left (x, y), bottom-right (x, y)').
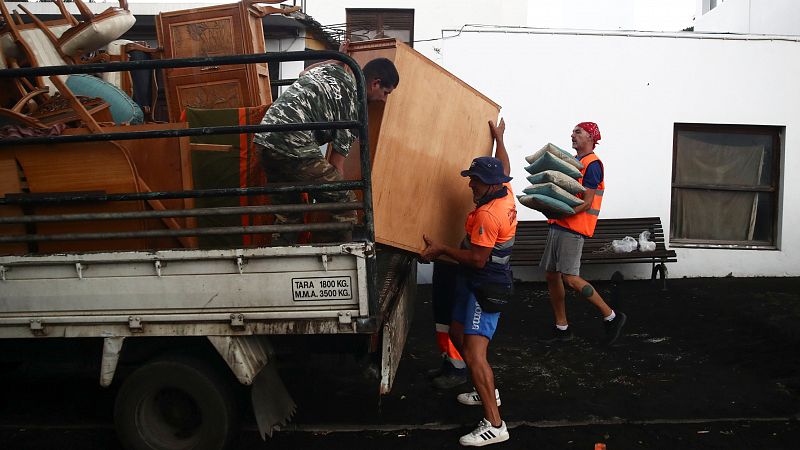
top-left (437, 28), bottom-right (800, 280)
top-left (695, 0), bottom-right (800, 36)
top-left (264, 37), bottom-right (305, 96)
top-left (302, 0), bottom-right (528, 63)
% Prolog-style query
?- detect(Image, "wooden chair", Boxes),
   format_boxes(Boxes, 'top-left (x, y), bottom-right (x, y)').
top-left (0, 0), bottom-right (73, 93)
top-left (57, 0), bottom-right (135, 59)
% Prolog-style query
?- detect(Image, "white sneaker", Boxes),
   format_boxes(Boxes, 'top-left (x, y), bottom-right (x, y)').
top-left (457, 388), bottom-right (501, 406)
top-left (459, 418), bottom-right (509, 447)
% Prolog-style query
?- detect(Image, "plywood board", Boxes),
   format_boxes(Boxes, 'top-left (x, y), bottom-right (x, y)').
top-left (347, 39), bottom-right (500, 253)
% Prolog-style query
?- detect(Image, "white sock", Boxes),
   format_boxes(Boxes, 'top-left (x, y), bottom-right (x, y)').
top-left (450, 358), bottom-right (467, 369)
top-left (604, 311), bottom-right (616, 322)
top-left (556, 324), bottom-right (569, 331)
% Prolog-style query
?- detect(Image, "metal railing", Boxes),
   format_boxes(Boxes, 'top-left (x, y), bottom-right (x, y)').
top-left (0, 50), bottom-right (379, 319)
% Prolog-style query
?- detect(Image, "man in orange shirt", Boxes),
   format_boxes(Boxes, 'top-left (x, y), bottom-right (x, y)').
top-left (421, 119), bottom-right (516, 447)
top-left (542, 122), bottom-right (627, 345)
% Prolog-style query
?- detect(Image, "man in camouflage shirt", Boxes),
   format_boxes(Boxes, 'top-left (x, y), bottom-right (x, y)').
top-left (254, 57), bottom-right (399, 244)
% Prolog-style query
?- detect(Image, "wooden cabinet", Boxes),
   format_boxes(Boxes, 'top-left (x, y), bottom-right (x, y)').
top-left (157, 1), bottom-right (272, 122)
top-left (345, 39), bottom-right (501, 254)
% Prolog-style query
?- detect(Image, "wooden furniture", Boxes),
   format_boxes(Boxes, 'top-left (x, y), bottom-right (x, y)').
top-left (0, 123), bottom-right (196, 255)
top-left (0, 0), bottom-right (73, 92)
top-left (0, 153), bottom-right (28, 256)
top-left (511, 217), bottom-right (678, 289)
top-left (156, 1), bottom-right (274, 122)
top-left (0, 87), bottom-right (112, 130)
top-left (2, 140), bottom-right (148, 254)
top-left (184, 106), bottom-right (270, 249)
top-left (63, 123), bottom-right (197, 250)
top-left (345, 38), bottom-right (501, 254)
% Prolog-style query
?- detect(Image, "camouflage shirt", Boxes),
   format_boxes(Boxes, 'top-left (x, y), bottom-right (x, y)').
top-left (253, 64), bottom-right (359, 159)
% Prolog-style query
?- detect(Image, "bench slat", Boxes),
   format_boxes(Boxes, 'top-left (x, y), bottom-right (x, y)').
top-left (510, 218), bottom-right (677, 277)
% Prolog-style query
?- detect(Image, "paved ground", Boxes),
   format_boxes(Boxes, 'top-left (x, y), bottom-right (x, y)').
top-left (1, 277), bottom-right (799, 449)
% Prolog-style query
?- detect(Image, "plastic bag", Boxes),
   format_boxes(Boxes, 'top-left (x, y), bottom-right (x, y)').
top-left (638, 230), bottom-right (656, 252)
top-left (611, 236), bottom-right (637, 253)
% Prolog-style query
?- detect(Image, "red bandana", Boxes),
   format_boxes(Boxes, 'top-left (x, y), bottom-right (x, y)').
top-left (577, 122), bottom-right (601, 145)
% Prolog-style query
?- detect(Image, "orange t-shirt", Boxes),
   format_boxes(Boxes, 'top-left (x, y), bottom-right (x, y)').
top-left (465, 183), bottom-right (517, 249)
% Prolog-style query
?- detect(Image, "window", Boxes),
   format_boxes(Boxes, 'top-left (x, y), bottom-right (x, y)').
top-left (670, 124), bottom-right (782, 249)
top-left (346, 9), bottom-right (414, 47)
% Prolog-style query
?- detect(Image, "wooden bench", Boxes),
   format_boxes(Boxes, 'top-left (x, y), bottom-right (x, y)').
top-left (511, 217), bottom-right (677, 289)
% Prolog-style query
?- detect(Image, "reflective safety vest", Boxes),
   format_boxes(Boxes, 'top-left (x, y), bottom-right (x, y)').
top-left (549, 153), bottom-right (604, 237)
top-left (461, 183), bottom-right (517, 283)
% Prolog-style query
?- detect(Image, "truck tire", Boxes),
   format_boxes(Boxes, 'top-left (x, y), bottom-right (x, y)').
top-left (114, 356), bottom-right (238, 450)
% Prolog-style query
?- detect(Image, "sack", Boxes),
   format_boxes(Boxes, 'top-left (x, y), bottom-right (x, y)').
top-left (638, 230), bottom-right (656, 252)
top-left (611, 236), bottom-right (637, 253)
top-left (523, 182), bottom-right (583, 207)
top-left (527, 170), bottom-right (586, 195)
top-left (517, 193), bottom-right (575, 218)
top-left (524, 143), bottom-right (584, 170)
top-left (524, 152), bottom-right (583, 179)
top-left (475, 282), bottom-right (514, 313)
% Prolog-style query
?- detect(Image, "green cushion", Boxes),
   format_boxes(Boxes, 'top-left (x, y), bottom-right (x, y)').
top-left (66, 74), bottom-right (143, 125)
top-left (518, 193), bottom-right (575, 217)
top-left (524, 143), bottom-right (583, 170)
top-left (527, 170), bottom-right (586, 195)
top-left (524, 151), bottom-right (582, 179)
top-left (523, 182), bottom-right (583, 207)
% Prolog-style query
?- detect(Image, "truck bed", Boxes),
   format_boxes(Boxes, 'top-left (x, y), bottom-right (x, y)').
top-left (0, 243), bottom-right (414, 339)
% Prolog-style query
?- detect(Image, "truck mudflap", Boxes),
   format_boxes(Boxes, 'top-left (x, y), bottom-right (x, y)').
top-left (377, 251), bottom-right (417, 394)
top-left (208, 335), bottom-right (296, 438)
top-left (251, 363), bottom-right (297, 438)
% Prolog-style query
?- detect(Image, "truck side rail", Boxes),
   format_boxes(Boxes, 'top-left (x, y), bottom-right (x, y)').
top-left (0, 50), bottom-right (380, 321)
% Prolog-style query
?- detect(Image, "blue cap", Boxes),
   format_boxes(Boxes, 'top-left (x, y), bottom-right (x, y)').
top-left (460, 156), bottom-right (512, 184)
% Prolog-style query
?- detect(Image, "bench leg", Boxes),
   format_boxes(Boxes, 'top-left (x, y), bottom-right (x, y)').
top-left (651, 262), bottom-right (668, 291)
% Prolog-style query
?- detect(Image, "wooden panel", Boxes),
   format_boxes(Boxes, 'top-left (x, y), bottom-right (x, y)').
top-left (347, 39), bottom-right (501, 254)
top-left (0, 152), bottom-right (28, 256)
top-left (173, 73), bottom-right (248, 116)
top-left (159, 4), bottom-right (245, 77)
top-left (14, 141), bottom-right (148, 253)
top-left (157, 2), bottom-right (272, 122)
top-left (62, 124), bottom-right (198, 249)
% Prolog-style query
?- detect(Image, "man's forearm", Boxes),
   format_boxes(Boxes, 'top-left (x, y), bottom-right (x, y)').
top-left (438, 246), bottom-right (487, 269)
top-left (494, 138), bottom-right (511, 176)
top-left (572, 189), bottom-right (596, 214)
top-left (329, 150), bottom-right (346, 173)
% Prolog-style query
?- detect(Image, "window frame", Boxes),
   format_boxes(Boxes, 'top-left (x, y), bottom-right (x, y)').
top-left (345, 8), bottom-right (415, 47)
top-left (670, 123), bottom-right (782, 250)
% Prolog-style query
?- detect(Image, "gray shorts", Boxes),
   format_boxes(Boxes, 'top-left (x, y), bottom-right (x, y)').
top-left (539, 227), bottom-right (585, 276)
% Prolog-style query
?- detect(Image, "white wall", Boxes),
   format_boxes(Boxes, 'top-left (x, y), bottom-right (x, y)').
top-left (437, 28), bottom-right (800, 280)
top-left (302, 0), bottom-right (528, 63)
top-left (695, 0), bottom-right (800, 36)
top-left (527, 0), bottom-right (695, 32)
top-left (264, 36), bottom-right (305, 96)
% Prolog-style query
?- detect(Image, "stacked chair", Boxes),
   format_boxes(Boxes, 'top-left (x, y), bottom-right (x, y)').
top-left (0, 0), bottom-right (142, 128)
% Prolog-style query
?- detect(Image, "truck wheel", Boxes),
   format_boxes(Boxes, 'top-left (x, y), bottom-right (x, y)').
top-left (114, 356), bottom-right (238, 450)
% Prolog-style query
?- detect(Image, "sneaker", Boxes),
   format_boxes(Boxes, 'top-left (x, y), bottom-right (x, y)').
top-left (603, 312), bottom-right (627, 346)
top-left (459, 418), bottom-right (509, 447)
top-left (426, 359), bottom-right (448, 379)
top-left (540, 326), bottom-right (574, 343)
top-left (432, 368), bottom-right (467, 390)
top-left (457, 388), bottom-right (501, 406)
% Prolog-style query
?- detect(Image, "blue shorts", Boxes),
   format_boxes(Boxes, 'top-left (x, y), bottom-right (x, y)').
top-left (452, 274), bottom-right (501, 340)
